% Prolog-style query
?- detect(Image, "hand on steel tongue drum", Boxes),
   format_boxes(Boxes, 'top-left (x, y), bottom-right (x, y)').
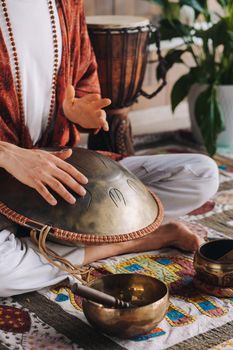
top-left (2, 144), bottom-right (88, 206)
top-left (63, 85), bottom-right (111, 131)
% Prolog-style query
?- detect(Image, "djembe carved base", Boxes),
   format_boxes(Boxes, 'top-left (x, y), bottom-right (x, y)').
top-left (88, 108), bottom-right (134, 155)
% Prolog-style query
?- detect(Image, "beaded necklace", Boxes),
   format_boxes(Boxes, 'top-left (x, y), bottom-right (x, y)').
top-left (0, 0), bottom-right (60, 142)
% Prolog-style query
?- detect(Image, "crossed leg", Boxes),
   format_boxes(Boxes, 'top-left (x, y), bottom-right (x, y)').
top-left (0, 153), bottom-right (219, 297)
top-left (84, 153), bottom-right (219, 264)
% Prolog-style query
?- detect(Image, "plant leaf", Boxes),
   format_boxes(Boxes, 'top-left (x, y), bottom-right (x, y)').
top-left (148, 0), bottom-right (168, 7)
top-left (217, 0), bottom-right (230, 7)
top-left (171, 73), bottom-right (193, 111)
top-left (180, 0), bottom-right (204, 13)
top-left (195, 87), bottom-right (225, 155)
top-left (157, 49), bottom-right (185, 80)
top-left (159, 19), bottom-right (191, 40)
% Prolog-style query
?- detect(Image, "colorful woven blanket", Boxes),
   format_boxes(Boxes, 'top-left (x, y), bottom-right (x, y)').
top-left (1, 153), bottom-right (233, 350)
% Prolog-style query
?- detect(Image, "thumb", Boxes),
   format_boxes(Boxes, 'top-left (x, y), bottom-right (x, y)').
top-left (64, 85), bottom-right (75, 103)
top-left (51, 148), bottom-right (73, 160)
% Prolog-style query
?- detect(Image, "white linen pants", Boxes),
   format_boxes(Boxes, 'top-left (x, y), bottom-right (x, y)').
top-left (0, 153), bottom-right (219, 297)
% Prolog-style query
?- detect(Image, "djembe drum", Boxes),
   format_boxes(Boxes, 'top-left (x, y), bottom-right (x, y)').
top-left (86, 16), bottom-right (166, 155)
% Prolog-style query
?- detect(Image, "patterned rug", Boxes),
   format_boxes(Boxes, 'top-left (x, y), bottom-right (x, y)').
top-left (1, 149), bottom-right (233, 350)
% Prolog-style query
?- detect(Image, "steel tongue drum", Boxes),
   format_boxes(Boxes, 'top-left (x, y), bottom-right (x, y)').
top-left (0, 148), bottom-right (164, 246)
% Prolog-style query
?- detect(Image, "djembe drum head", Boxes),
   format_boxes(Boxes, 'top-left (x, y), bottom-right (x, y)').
top-left (0, 148), bottom-right (163, 246)
top-left (86, 15), bottom-right (149, 29)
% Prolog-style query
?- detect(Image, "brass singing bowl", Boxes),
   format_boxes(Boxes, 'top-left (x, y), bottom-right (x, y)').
top-left (194, 239), bottom-right (233, 287)
top-left (82, 273), bottom-right (169, 338)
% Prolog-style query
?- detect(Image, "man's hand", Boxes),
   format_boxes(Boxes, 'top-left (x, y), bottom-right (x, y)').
top-left (63, 85), bottom-right (111, 132)
top-left (0, 143), bottom-right (88, 206)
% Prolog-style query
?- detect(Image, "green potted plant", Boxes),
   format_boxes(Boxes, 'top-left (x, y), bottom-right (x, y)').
top-left (148, 0), bottom-right (233, 156)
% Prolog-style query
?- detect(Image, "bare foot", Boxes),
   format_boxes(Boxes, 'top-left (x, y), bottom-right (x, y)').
top-left (164, 221), bottom-right (204, 252)
top-left (84, 221), bottom-right (203, 265)
top-left (120, 221), bottom-right (203, 254)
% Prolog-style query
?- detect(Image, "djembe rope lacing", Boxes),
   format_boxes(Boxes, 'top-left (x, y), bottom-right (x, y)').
top-left (30, 226), bottom-right (93, 285)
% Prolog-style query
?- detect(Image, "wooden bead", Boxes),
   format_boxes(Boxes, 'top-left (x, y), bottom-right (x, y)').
top-left (1, 0), bottom-right (58, 128)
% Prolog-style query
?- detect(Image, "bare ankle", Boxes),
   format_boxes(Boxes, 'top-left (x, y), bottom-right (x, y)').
top-left (83, 221), bottom-right (202, 264)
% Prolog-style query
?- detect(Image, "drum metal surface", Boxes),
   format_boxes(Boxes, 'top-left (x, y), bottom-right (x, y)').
top-left (0, 148), bottom-right (163, 245)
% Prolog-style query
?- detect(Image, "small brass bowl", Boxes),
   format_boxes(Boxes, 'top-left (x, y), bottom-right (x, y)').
top-left (82, 273), bottom-right (169, 338)
top-left (194, 239), bottom-right (233, 287)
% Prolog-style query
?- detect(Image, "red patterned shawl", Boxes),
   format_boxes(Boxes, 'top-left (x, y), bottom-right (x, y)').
top-left (0, 0), bottom-right (100, 148)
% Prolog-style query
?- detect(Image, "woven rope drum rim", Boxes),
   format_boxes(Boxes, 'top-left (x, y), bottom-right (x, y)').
top-left (0, 191), bottom-right (164, 244)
